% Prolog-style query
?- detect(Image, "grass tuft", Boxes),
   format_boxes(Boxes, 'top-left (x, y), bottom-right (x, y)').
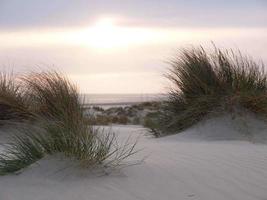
top-left (148, 45), bottom-right (267, 136)
top-left (0, 71), bottom-right (138, 175)
top-left (0, 72), bottom-right (30, 123)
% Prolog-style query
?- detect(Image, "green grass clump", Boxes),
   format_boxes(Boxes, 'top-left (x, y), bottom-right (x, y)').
top-left (0, 123), bottom-right (136, 174)
top-left (0, 131), bottom-right (44, 175)
top-left (0, 71), bottom-right (138, 175)
top-left (150, 45), bottom-right (267, 136)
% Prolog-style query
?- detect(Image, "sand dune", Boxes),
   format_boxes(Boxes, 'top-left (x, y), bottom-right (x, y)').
top-left (0, 120), bottom-right (267, 200)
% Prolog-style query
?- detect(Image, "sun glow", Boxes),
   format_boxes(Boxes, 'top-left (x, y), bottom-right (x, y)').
top-left (74, 18), bottom-right (165, 49)
top-left (82, 18), bottom-right (121, 49)
top-left (1, 17), bottom-right (265, 51)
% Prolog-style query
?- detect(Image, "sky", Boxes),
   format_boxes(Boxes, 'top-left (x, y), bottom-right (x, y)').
top-left (0, 0), bottom-right (266, 93)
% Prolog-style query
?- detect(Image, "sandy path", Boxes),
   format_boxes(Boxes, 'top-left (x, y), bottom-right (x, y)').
top-left (0, 125), bottom-right (267, 200)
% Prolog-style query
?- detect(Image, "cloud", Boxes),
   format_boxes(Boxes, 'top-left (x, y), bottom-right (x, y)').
top-left (0, 0), bottom-right (266, 30)
top-left (0, 0), bottom-right (266, 93)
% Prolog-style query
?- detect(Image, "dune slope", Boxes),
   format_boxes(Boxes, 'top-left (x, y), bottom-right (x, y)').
top-left (0, 121), bottom-right (267, 200)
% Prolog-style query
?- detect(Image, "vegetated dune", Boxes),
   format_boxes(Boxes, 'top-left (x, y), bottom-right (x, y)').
top-left (152, 45), bottom-right (267, 136)
top-left (0, 121), bottom-right (267, 200)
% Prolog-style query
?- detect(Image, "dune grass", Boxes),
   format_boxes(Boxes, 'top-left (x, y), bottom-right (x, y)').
top-left (0, 123), bottom-right (137, 175)
top-left (0, 71), bottom-right (138, 175)
top-left (148, 45), bottom-right (267, 136)
top-left (22, 72), bottom-right (83, 127)
top-left (0, 72), bottom-right (30, 122)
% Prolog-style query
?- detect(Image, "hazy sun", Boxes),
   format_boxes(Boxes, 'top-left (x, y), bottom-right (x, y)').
top-left (74, 18), bottom-right (164, 50)
top-left (85, 18), bottom-right (123, 49)
top-left (70, 18), bottom-right (130, 49)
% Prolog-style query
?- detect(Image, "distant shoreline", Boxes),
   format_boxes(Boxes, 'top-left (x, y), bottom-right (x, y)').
top-left (82, 93), bottom-right (167, 107)
top-left (83, 101), bottom-right (140, 108)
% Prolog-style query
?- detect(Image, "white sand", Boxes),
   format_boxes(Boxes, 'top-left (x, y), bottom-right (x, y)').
top-left (1, 115), bottom-right (267, 200)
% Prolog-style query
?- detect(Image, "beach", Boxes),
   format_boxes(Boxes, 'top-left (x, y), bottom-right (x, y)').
top-left (0, 1), bottom-right (266, 198)
top-left (1, 116), bottom-right (267, 200)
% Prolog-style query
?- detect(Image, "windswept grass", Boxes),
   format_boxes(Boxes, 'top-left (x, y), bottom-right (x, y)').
top-left (0, 129), bottom-right (44, 175)
top-left (0, 71), bottom-right (138, 175)
top-left (22, 72), bottom-right (83, 126)
top-left (149, 45), bottom-right (267, 136)
top-left (0, 123), bottom-right (137, 175)
top-left (0, 72), bottom-right (30, 122)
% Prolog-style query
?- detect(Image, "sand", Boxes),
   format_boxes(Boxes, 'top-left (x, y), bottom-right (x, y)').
top-left (0, 115), bottom-right (267, 200)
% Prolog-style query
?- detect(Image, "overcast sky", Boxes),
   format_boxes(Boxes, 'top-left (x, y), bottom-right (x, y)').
top-left (0, 0), bottom-right (266, 93)
top-left (1, 0), bottom-right (266, 28)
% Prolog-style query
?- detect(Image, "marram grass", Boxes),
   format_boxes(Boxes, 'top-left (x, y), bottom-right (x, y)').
top-left (148, 45), bottom-right (267, 136)
top-left (0, 72), bottom-right (31, 122)
top-left (0, 71), bottom-right (138, 175)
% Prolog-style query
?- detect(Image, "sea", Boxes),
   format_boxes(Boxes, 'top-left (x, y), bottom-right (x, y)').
top-left (82, 93), bottom-right (166, 107)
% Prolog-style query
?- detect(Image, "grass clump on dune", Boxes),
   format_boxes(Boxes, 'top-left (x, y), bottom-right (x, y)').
top-left (0, 71), bottom-right (138, 175)
top-left (0, 72), bottom-right (31, 123)
top-left (22, 72), bottom-right (83, 128)
top-left (149, 45), bottom-right (267, 136)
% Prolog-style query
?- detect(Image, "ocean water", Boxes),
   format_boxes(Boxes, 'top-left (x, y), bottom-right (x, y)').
top-left (82, 93), bottom-right (166, 105)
